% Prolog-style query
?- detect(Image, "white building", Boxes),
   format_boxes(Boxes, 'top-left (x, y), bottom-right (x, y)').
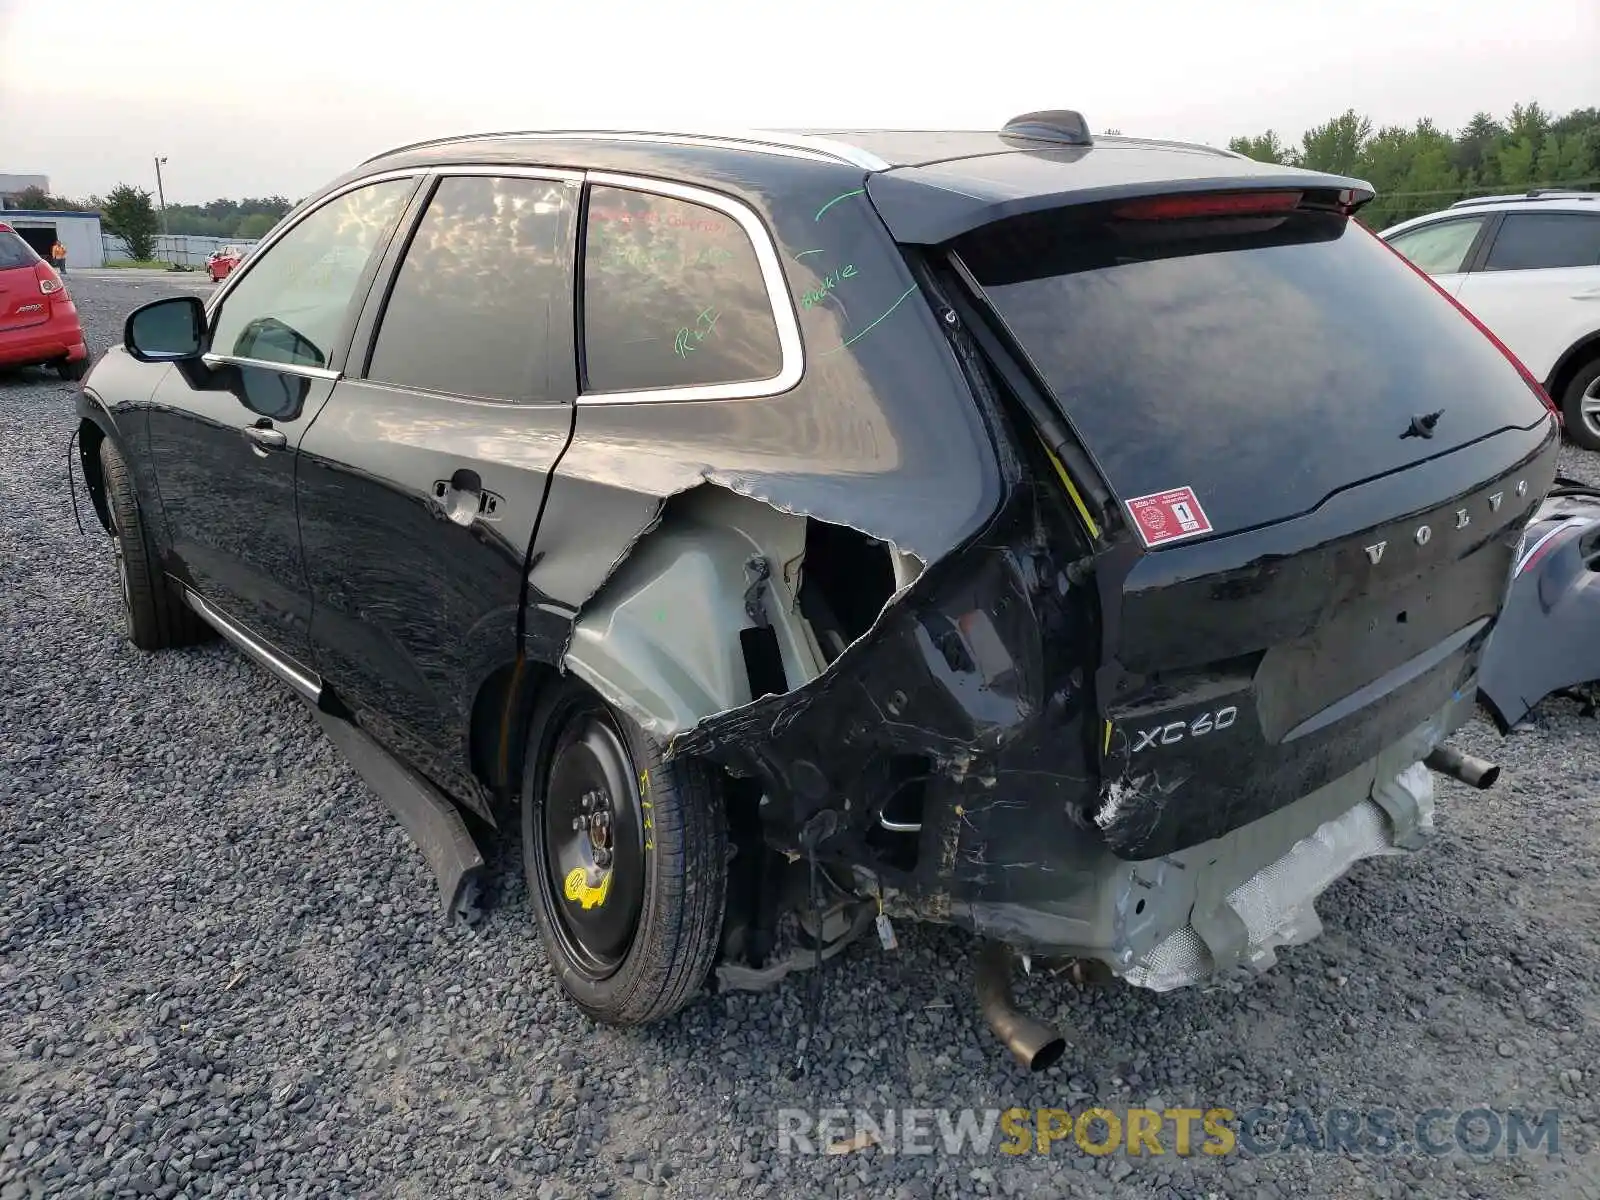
top-left (1, 209), bottom-right (106, 269)
top-left (0, 173), bottom-right (50, 206)
top-left (0, 172), bottom-right (106, 269)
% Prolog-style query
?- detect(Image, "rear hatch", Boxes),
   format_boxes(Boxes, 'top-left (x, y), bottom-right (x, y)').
top-left (947, 190), bottom-right (1560, 859)
top-left (0, 227), bottom-right (56, 332)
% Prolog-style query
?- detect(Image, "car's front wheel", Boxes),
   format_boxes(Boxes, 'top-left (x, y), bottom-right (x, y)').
top-left (99, 440), bottom-right (211, 650)
top-left (522, 678), bottom-right (727, 1026)
top-left (1561, 357), bottom-right (1600, 452)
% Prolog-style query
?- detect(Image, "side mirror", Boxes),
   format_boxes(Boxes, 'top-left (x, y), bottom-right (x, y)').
top-left (125, 296), bottom-right (206, 363)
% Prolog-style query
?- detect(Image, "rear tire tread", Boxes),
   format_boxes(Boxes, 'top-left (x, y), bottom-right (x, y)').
top-left (612, 729), bottom-right (727, 1025)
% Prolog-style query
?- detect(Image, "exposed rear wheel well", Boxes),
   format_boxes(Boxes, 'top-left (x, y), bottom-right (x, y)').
top-left (468, 658), bottom-right (560, 800)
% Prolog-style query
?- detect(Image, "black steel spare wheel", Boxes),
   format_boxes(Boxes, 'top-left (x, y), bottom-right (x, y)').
top-left (522, 679), bottom-right (727, 1026)
top-left (542, 711), bottom-right (646, 976)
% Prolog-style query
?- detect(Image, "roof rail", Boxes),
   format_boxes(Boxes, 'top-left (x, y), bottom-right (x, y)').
top-left (1098, 133), bottom-right (1249, 160)
top-left (361, 128), bottom-right (888, 171)
top-left (1448, 188), bottom-right (1598, 209)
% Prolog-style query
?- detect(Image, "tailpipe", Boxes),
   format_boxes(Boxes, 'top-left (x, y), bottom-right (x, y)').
top-left (974, 941), bottom-right (1067, 1072)
top-left (1424, 744), bottom-right (1501, 790)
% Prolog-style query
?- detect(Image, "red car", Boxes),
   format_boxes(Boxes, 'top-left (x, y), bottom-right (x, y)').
top-left (205, 245), bottom-right (245, 282)
top-left (0, 223), bottom-right (88, 381)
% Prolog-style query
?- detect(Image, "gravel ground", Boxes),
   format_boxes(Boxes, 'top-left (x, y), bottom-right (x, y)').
top-left (4, 273), bottom-right (1600, 1200)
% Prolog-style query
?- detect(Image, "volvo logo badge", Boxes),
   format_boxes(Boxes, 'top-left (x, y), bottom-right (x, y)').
top-left (1359, 479), bottom-right (1529, 567)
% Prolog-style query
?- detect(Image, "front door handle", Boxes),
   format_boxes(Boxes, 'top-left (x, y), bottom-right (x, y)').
top-left (243, 422), bottom-right (287, 452)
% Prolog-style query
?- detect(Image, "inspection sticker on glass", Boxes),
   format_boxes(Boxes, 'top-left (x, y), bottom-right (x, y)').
top-left (1125, 485), bottom-right (1214, 548)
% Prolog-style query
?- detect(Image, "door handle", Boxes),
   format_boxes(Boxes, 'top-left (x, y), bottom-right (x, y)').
top-left (242, 423), bottom-right (288, 452)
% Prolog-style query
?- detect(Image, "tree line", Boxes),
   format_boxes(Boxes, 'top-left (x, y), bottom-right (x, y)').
top-left (16, 101), bottom-right (1596, 259)
top-left (8, 184), bottom-right (295, 260)
top-left (1228, 102), bottom-right (1600, 229)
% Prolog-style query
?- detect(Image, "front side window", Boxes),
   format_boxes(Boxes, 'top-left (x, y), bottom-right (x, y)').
top-left (367, 175), bottom-right (575, 400)
top-left (1384, 217), bottom-right (1485, 275)
top-left (582, 185), bottom-right (782, 394)
top-left (210, 178), bottom-right (413, 369)
top-left (1484, 212), bottom-right (1600, 272)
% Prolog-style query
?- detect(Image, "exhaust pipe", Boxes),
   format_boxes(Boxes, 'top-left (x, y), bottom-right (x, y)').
top-left (975, 941), bottom-right (1067, 1072)
top-left (1424, 745), bottom-right (1501, 790)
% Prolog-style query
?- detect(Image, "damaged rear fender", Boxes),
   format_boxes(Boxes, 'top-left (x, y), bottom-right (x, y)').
top-left (1478, 483), bottom-right (1600, 730)
top-left (562, 484), bottom-right (921, 741)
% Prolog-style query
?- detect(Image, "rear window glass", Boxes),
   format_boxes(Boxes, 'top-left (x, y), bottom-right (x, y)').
top-left (958, 206), bottom-right (1549, 539)
top-left (582, 185), bottom-right (782, 394)
top-left (1484, 212), bottom-right (1600, 271)
top-left (0, 231), bottom-right (39, 270)
top-left (368, 175), bottom-right (574, 401)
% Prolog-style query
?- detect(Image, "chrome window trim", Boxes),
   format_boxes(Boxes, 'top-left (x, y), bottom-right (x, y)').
top-left (200, 353), bottom-right (341, 380)
top-left (577, 171), bottom-right (804, 407)
top-left (184, 588), bottom-right (322, 703)
top-left (203, 168), bottom-right (426, 320)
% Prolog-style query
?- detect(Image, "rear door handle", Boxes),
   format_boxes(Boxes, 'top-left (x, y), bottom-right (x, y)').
top-left (243, 423), bottom-right (288, 452)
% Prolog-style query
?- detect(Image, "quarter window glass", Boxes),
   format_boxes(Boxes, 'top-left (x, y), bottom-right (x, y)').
top-left (210, 178), bottom-right (412, 368)
top-left (582, 185), bottom-right (781, 393)
top-left (1484, 213), bottom-right (1600, 271)
top-left (1384, 218), bottom-right (1484, 275)
top-left (367, 175), bottom-right (574, 400)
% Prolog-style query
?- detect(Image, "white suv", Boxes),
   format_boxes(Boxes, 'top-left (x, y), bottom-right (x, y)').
top-left (1381, 191), bottom-right (1600, 449)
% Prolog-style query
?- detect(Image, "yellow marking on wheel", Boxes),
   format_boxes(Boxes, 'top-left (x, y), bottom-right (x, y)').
top-left (564, 867), bottom-right (612, 909)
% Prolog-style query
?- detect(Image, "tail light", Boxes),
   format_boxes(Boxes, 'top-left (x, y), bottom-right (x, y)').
top-left (35, 263), bottom-right (65, 296)
top-left (1368, 225), bottom-right (1561, 424)
top-left (1112, 191), bottom-right (1303, 221)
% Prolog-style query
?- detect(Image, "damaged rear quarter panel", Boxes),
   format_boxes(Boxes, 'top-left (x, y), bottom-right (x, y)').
top-left (538, 150), bottom-right (1007, 725)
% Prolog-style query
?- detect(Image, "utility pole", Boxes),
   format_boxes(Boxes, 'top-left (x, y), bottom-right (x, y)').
top-left (153, 156), bottom-right (169, 258)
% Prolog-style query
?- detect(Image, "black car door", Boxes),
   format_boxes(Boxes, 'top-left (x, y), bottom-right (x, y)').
top-left (295, 169), bottom-right (579, 805)
top-left (144, 175), bottom-right (421, 670)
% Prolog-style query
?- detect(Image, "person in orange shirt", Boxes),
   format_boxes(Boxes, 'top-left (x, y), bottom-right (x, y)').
top-left (50, 239), bottom-right (67, 274)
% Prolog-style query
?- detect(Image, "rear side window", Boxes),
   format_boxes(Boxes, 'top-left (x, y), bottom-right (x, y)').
top-left (1483, 212), bottom-right (1600, 271)
top-left (1384, 216), bottom-right (1485, 275)
top-left (582, 185), bottom-right (781, 394)
top-left (958, 204), bottom-right (1551, 539)
top-left (0, 231), bottom-right (39, 270)
top-left (367, 175), bottom-right (575, 400)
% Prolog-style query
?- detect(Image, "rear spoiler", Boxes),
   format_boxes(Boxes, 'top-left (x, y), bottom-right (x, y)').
top-left (867, 161), bottom-right (1375, 246)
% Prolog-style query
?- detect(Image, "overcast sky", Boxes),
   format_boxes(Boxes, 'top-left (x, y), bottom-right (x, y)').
top-left (1, 0), bottom-right (1595, 203)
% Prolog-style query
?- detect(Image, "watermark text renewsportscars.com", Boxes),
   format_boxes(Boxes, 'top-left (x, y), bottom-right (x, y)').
top-left (776, 1106), bottom-right (1563, 1159)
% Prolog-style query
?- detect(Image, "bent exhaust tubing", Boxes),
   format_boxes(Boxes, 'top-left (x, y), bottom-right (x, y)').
top-left (1424, 744), bottom-right (1501, 790)
top-left (975, 941), bottom-right (1067, 1072)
